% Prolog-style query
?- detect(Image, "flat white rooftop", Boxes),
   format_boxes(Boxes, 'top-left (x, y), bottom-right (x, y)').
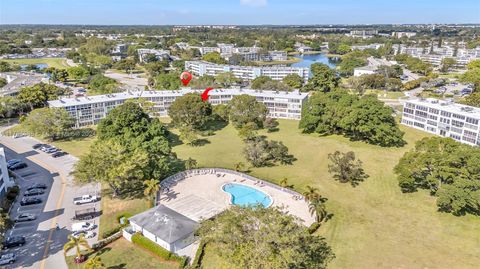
top-left (48, 88), bottom-right (309, 107)
top-left (406, 98), bottom-right (480, 119)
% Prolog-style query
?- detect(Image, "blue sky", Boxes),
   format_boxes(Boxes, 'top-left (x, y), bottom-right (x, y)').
top-left (0, 0), bottom-right (479, 25)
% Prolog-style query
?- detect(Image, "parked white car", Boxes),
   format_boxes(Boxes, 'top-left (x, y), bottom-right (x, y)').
top-left (71, 230), bottom-right (95, 239)
top-left (73, 195), bottom-right (99, 205)
top-left (71, 222), bottom-right (95, 233)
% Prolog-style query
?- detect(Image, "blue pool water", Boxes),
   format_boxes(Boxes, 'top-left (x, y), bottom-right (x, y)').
top-left (223, 183), bottom-right (272, 207)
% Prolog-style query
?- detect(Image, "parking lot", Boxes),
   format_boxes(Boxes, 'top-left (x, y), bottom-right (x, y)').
top-left (0, 133), bottom-right (100, 269)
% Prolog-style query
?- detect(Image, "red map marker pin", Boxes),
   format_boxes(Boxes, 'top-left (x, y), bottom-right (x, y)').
top-left (180, 71), bottom-right (192, 86)
top-left (201, 88), bottom-right (214, 101)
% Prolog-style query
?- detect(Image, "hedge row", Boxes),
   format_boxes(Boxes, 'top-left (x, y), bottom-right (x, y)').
top-left (189, 240), bottom-right (207, 268)
top-left (92, 230), bottom-right (122, 250)
top-left (131, 233), bottom-right (183, 262)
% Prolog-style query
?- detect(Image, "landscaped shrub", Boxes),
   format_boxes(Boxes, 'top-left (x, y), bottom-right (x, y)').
top-left (6, 186), bottom-right (19, 201)
top-left (92, 230), bottom-right (122, 250)
top-left (101, 225), bottom-right (125, 239)
top-left (131, 233), bottom-right (183, 262)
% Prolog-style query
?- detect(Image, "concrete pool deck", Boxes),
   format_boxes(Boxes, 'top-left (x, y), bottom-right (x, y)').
top-left (158, 169), bottom-right (315, 226)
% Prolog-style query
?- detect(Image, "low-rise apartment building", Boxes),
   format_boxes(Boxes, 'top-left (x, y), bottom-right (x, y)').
top-left (401, 98), bottom-right (480, 146)
top-left (0, 148), bottom-right (15, 199)
top-left (185, 60), bottom-right (309, 82)
top-left (48, 88), bottom-right (309, 128)
top-left (137, 49), bottom-right (170, 63)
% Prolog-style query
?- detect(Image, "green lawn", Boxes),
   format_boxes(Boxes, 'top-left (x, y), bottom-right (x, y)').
top-left (173, 120), bottom-right (480, 269)
top-left (49, 137), bottom-right (96, 157)
top-left (3, 57), bottom-right (71, 69)
top-left (365, 89), bottom-right (407, 99)
top-left (66, 238), bottom-right (179, 269)
top-left (99, 194), bottom-right (150, 238)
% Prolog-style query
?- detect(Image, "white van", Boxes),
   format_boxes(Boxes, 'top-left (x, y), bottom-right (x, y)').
top-left (71, 222), bottom-right (94, 233)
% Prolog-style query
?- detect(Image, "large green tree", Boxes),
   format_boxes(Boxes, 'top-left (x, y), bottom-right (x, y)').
top-left (74, 102), bottom-right (177, 196)
top-left (300, 90), bottom-right (404, 147)
top-left (18, 83), bottom-right (68, 110)
top-left (304, 63), bottom-right (339, 92)
top-left (228, 94), bottom-right (268, 129)
top-left (282, 73), bottom-right (304, 89)
top-left (202, 51), bottom-right (226, 64)
top-left (168, 93), bottom-right (212, 130)
top-left (394, 137), bottom-right (480, 216)
top-left (328, 151), bottom-right (368, 187)
top-left (197, 206), bottom-right (334, 269)
top-left (22, 107), bottom-right (74, 141)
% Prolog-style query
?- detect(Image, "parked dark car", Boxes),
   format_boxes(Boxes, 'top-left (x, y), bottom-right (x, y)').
top-left (24, 189), bottom-right (45, 196)
top-left (32, 143), bottom-right (45, 149)
top-left (14, 213), bottom-right (36, 222)
top-left (52, 151), bottom-right (68, 158)
top-left (20, 197), bottom-right (42, 206)
top-left (44, 147), bottom-right (59, 154)
top-left (6, 159), bottom-right (21, 167)
top-left (8, 162), bottom-right (27, 170)
top-left (2, 236), bottom-right (26, 249)
top-left (26, 183), bottom-right (47, 190)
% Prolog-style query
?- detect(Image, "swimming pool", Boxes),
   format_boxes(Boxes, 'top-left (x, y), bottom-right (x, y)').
top-left (222, 183), bottom-right (272, 207)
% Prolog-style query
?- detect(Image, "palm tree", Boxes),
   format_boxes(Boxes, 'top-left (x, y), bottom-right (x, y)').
top-left (63, 234), bottom-right (91, 263)
top-left (308, 196), bottom-right (328, 223)
top-left (85, 256), bottom-right (106, 269)
top-left (303, 185), bottom-right (320, 203)
top-left (143, 179), bottom-right (160, 206)
top-left (280, 178), bottom-right (290, 188)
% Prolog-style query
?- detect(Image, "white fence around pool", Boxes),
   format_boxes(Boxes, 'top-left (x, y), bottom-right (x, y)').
top-left (156, 168), bottom-right (303, 205)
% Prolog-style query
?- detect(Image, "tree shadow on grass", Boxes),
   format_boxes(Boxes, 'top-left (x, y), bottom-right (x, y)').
top-left (108, 263), bottom-right (127, 269)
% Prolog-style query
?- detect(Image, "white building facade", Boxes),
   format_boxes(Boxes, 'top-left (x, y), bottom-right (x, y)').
top-left (48, 88), bottom-right (309, 128)
top-left (185, 61), bottom-right (309, 82)
top-left (401, 98), bottom-right (480, 146)
top-left (0, 148), bottom-right (15, 199)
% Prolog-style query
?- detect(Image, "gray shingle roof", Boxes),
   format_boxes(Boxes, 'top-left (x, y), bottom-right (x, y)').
top-left (129, 205), bottom-right (198, 244)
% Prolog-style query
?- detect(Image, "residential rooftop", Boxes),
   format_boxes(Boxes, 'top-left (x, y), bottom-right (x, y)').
top-left (129, 205), bottom-right (198, 244)
top-left (407, 98), bottom-right (480, 119)
top-left (48, 88), bottom-right (309, 107)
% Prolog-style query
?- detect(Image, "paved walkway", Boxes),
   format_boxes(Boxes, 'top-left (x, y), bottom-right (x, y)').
top-left (160, 171), bottom-right (315, 225)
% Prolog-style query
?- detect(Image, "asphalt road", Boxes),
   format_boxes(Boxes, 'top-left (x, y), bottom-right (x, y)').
top-left (0, 133), bottom-right (100, 269)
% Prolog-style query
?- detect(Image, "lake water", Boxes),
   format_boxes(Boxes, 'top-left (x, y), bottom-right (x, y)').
top-left (20, 63), bottom-right (48, 70)
top-left (291, 53), bottom-right (338, 69)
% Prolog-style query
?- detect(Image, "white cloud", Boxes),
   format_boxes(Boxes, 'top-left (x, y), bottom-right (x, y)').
top-left (240, 0), bottom-right (267, 7)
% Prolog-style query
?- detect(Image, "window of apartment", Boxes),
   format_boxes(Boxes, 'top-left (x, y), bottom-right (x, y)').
top-left (428, 108), bottom-right (439, 114)
top-left (449, 133), bottom-right (461, 140)
top-left (451, 120), bottom-right (464, 128)
top-left (413, 122), bottom-right (425, 128)
top-left (451, 127), bottom-right (463, 134)
top-left (426, 126), bottom-right (436, 133)
top-left (440, 111), bottom-right (451, 117)
top-left (440, 118), bottom-right (450, 124)
top-left (428, 114), bottom-right (438, 120)
top-left (466, 117), bottom-right (479, 125)
top-left (427, 120), bottom-right (437, 126)
top-left (452, 114), bottom-right (466, 120)
top-left (416, 105), bottom-right (428, 112)
top-left (462, 136), bottom-right (476, 144)
top-left (403, 108), bottom-right (414, 114)
top-left (415, 111), bottom-right (428, 118)
top-left (463, 130), bottom-right (477, 139)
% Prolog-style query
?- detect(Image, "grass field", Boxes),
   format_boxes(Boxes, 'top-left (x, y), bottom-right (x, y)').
top-left (172, 120), bottom-right (480, 269)
top-left (365, 89), bottom-right (407, 99)
top-left (99, 194), bottom-right (150, 238)
top-left (66, 238), bottom-right (179, 269)
top-left (3, 57), bottom-right (71, 69)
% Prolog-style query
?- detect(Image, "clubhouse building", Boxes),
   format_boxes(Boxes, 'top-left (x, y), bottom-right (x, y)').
top-left (48, 88), bottom-right (309, 128)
